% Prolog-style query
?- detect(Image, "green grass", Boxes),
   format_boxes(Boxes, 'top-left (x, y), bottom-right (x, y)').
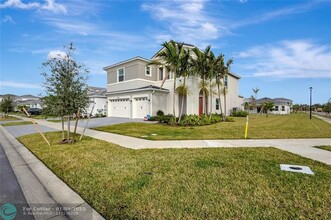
top-left (0, 115), bottom-right (21, 121)
top-left (93, 113), bottom-right (331, 140)
top-left (18, 132), bottom-right (331, 220)
top-left (314, 146), bottom-right (331, 152)
top-left (1, 121), bottom-right (34, 126)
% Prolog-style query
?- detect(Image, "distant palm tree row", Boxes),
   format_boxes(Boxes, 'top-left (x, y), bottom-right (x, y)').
top-left (149, 40), bottom-right (233, 122)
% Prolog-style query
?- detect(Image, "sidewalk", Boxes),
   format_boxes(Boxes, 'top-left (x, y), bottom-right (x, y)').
top-left (11, 116), bottom-right (330, 165)
top-left (0, 126), bottom-right (104, 220)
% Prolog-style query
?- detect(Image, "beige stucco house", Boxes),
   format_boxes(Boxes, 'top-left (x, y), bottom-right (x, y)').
top-left (104, 44), bottom-right (243, 119)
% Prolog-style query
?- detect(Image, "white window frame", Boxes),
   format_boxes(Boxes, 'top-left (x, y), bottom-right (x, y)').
top-left (145, 66), bottom-right (151, 77)
top-left (117, 68), bottom-right (125, 82)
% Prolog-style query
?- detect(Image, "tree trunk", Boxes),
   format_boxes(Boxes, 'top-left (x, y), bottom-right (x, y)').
top-left (173, 71), bottom-right (176, 119)
top-left (178, 77), bottom-right (186, 123)
top-left (73, 110), bottom-right (80, 141)
top-left (61, 116), bottom-right (65, 140)
top-left (67, 114), bottom-right (70, 140)
top-left (217, 84), bottom-right (223, 118)
top-left (202, 77), bottom-right (205, 114)
top-left (209, 79), bottom-right (212, 119)
top-left (224, 88), bottom-right (227, 120)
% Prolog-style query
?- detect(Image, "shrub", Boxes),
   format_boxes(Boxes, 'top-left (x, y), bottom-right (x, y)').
top-left (178, 114), bottom-right (200, 126)
top-left (156, 110), bottom-right (165, 117)
top-left (231, 110), bottom-right (248, 117)
top-left (148, 116), bottom-right (158, 121)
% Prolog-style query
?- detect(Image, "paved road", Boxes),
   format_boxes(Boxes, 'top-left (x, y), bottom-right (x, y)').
top-left (0, 126), bottom-right (105, 220)
top-left (0, 144), bottom-right (35, 220)
top-left (5, 124), bottom-right (57, 137)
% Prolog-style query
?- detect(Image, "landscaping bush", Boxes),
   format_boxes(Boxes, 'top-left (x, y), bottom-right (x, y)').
top-left (148, 116), bottom-right (158, 121)
top-left (156, 110), bottom-right (165, 117)
top-left (231, 110), bottom-right (248, 117)
top-left (178, 114), bottom-right (200, 126)
top-left (158, 114), bottom-right (176, 125)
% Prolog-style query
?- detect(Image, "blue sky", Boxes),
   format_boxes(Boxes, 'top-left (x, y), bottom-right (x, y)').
top-left (0, 0), bottom-right (330, 104)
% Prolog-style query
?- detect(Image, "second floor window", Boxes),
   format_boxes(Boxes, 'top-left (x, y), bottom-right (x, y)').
top-left (118, 68), bottom-right (124, 82)
top-left (145, 66), bottom-right (151, 76)
top-left (224, 75), bottom-right (228, 88)
top-left (159, 67), bottom-right (163, 81)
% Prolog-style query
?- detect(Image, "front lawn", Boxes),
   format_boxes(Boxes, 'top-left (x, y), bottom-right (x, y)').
top-left (93, 113), bottom-right (331, 140)
top-left (18, 132), bottom-right (331, 219)
top-left (1, 121), bottom-right (34, 126)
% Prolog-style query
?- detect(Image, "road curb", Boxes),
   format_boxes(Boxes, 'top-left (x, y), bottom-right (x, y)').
top-left (0, 125), bottom-right (105, 220)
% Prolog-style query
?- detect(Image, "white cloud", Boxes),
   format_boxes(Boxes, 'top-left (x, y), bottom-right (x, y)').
top-left (0, 81), bottom-right (41, 89)
top-left (48, 50), bottom-right (67, 59)
top-left (142, 0), bottom-right (223, 46)
top-left (1, 15), bottom-right (15, 24)
top-left (234, 40), bottom-right (331, 79)
top-left (0, 0), bottom-right (66, 14)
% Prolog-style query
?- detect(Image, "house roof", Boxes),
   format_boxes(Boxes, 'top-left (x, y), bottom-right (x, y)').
top-left (106, 85), bottom-right (169, 96)
top-left (256, 97), bottom-right (293, 105)
top-left (151, 41), bottom-right (196, 60)
top-left (103, 56), bottom-right (150, 70)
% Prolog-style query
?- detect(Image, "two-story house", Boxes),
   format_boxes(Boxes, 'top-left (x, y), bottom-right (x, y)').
top-left (103, 44), bottom-right (243, 119)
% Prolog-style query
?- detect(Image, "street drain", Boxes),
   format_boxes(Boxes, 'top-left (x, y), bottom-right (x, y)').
top-left (280, 164), bottom-right (314, 175)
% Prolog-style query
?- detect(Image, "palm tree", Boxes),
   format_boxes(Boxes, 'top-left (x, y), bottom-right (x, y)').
top-left (252, 87), bottom-right (260, 100)
top-left (176, 49), bottom-right (192, 123)
top-left (192, 45), bottom-right (212, 114)
top-left (263, 101), bottom-right (274, 117)
top-left (214, 53), bottom-right (225, 118)
top-left (149, 40), bottom-right (185, 117)
top-left (223, 59), bottom-right (233, 118)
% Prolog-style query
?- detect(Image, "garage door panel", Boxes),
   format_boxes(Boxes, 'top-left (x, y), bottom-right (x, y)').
top-left (109, 98), bottom-right (130, 118)
top-left (133, 97), bottom-right (149, 118)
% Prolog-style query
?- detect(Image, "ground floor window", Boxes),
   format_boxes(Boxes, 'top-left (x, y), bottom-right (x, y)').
top-left (216, 98), bottom-right (220, 110)
top-left (274, 106), bottom-right (279, 111)
top-left (282, 106), bottom-right (285, 111)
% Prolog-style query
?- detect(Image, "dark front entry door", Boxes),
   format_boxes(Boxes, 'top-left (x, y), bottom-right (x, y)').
top-left (199, 97), bottom-right (203, 115)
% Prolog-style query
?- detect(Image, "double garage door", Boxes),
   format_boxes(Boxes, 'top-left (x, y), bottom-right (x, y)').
top-left (109, 97), bottom-right (149, 118)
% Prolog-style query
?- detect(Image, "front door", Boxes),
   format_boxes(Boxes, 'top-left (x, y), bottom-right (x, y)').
top-left (199, 97), bottom-right (203, 115)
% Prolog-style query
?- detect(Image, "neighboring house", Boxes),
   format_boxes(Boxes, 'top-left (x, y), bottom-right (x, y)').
top-left (0, 94), bottom-right (42, 110)
top-left (246, 97), bottom-right (293, 115)
top-left (86, 86), bottom-right (107, 116)
top-left (103, 44), bottom-right (243, 119)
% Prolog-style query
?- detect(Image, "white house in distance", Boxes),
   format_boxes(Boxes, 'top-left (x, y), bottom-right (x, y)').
top-left (103, 43), bottom-right (243, 119)
top-left (257, 97), bottom-right (293, 115)
top-left (86, 86), bottom-right (107, 116)
top-left (245, 97), bottom-right (293, 115)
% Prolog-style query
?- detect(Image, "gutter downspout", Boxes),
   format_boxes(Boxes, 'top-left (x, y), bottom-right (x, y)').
top-left (151, 90), bottom-right (155, 116)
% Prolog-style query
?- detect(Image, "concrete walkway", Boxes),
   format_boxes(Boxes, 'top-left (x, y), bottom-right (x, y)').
top-left (9, 116), bottom-right (331, 165)
top-left (313, 114), bottom-right (331, 124)
top-left (0, 126), bottom-right (104, 220)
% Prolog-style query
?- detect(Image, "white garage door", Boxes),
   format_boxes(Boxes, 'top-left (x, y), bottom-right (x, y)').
top-left (109, 98), bottom-right (130, 118)
top-left (133, 97), bottom-right (149, 118)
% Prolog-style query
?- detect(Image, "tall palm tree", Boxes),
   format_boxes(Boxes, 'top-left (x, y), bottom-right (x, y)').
top-left (192, 45), bottom-right (212, 114)
top-left (176, 49), bottom-right (192, 123)
top-left (214, 53), bottom-right (225, 117)
top-left (223, 59), bottom-right (233, 118)
top-left (252, 87), bottom-right (260, 100)
top-left (149, 40), bottom-right (184, 117)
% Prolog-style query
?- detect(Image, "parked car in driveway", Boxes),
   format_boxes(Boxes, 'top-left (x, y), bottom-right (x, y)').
top-left (27, 108), bottom-right (42, 115)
